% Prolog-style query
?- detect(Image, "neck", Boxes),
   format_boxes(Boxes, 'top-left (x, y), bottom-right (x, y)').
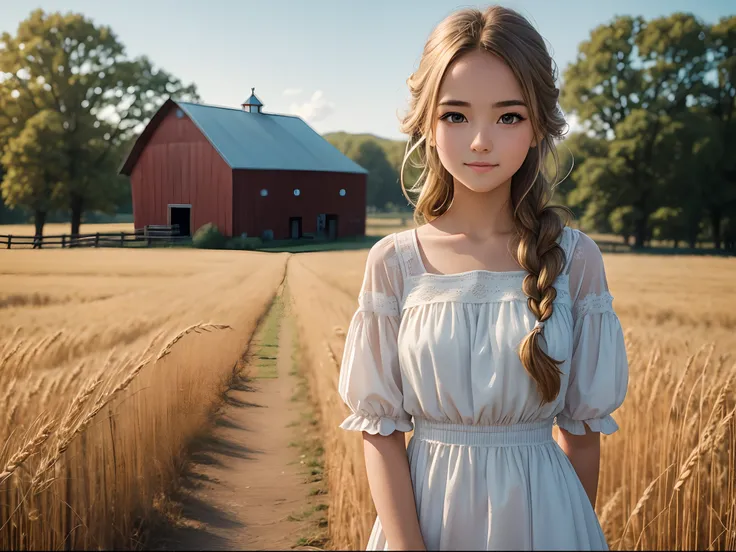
top-left (436, 177), bottom-right (516, 240)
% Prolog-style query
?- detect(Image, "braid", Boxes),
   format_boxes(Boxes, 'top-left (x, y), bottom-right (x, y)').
top-left (512, 163), bottom-right (570, 405)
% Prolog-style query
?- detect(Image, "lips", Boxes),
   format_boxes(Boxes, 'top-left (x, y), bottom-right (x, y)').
top-left (465, 162), bottom-right (498, 167)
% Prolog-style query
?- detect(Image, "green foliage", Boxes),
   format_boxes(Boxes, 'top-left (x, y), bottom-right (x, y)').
top-left (0, 110), bottom-right (68, 232)
top-left (0, 9), bottom-right (198, 235)
top-left (560, 12), bottom-right (736, 249)
top-left (650, 206), bottom-right (691, 244)
top-left (324, 132), bottom-right (416, 211)
top-left (226, 235), bottom-right (263, 250)
top-left (608, 206), bottom-right (636, 242)
top-left (192, 223), bottom-right (227, 249)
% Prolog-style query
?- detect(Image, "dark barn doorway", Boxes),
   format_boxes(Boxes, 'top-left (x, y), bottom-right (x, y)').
top-left (169, 204), bottom-right (192, 236)
top-left (289, 217), bottom-right (302, 239)
top-left (326, 214), bottom-right (338, 240)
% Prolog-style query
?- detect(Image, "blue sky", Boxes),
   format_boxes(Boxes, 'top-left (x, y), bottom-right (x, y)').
top-left (1, 1), bottom-right (734, 141)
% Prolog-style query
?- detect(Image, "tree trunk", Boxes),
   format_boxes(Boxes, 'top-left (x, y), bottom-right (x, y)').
top-left (633, 217), bottom-right (647, 249)
top-left (70, 194), bottom-right (83, 238)
top-left (709, 208), bottom-right (722, 250)
top-left (33, 210), bottom-right (46, 249)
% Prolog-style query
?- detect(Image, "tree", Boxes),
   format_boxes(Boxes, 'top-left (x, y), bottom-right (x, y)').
top-left (1, 110), bottom-right (67, 238)
top-left (561, 13), bottom-right (712, 248)
top-left (557, 132), bottom-right (610, 221)
top-left (650, 207), bottom-right (692, 248)
top-left (353, 140), bottom-right (401, 210)
top-left (609, 206), bottom-right (636, 245)
top-left (703, 16), bottom-right (736, 249)
top-left (0, 9), bottom-right (199, 236)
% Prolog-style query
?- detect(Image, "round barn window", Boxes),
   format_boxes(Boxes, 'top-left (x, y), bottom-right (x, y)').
top-left (294, 189), bottom-right (301, 197)
top-left (260, 189), bottom-right (268, 197)
top-left (176, 108), bottom-right (184, 118)
top-left (339, 189), bottom-right (346, 197)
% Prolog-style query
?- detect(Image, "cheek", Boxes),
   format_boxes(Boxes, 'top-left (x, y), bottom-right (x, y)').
top-left (496, 127), bottom-right (533, 154)
top-left (435, 125), bottom-right (464, 165)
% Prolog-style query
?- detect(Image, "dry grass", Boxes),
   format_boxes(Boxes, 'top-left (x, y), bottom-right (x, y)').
top-left (0, 247), bottom-right (288, 549)
top-left (291, 244), bottom-right (736, 550)
top-left (3, 219), bottom-right (734, 550)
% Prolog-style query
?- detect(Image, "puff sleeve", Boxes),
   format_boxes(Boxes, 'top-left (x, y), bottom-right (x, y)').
top-left (337, 235), bottom-right (413, 436)
top-left (556, 231), bottom-right (629, 436)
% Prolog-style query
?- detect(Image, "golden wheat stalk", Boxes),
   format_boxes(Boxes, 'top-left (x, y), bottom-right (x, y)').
top-left (59, 362), bottom-right (105, 434)
top-left (598, 487), bottom-right (623, 532)
top-left (673, 404), bottom-right (736, 494)
top-left (156, 322), bottom-right (232, 360)
top-left (0, 418), bottom-right (55, 485)
top-left (0, 340), bottom-right (24, 370)
top-left (31, 355), bottom-right (153, 490)
top-left (620, 462), bottom-right (675, 541)
top-left (669, 353), bottom-right (696, 414)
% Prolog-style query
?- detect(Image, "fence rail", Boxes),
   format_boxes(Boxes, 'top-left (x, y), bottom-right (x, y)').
top-left (0, 225), bottom-right (188, 249)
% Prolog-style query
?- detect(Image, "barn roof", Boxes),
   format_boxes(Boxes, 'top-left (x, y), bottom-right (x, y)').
top-left (120, 99), bottom-right (368, 176)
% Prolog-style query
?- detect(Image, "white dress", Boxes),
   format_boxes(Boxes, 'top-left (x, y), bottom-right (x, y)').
top-left (337, 226), bottom-right (629, 551)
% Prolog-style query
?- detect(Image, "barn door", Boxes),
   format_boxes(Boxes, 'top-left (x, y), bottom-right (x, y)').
top-left (326, 214), bottom-right (338, 240)
top-left (289, 217), bottom-right (302, 239)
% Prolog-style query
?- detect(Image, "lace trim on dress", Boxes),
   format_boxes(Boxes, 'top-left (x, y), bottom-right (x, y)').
top-left (358, 290), bottom-right (400, 317)
top-left (394, 227), bottom-right (576, 310)
top-left (572, 291), bottom-right (614, 319)
top-left (395, 230), bottom-right (425, 278)
top-left (403, 274), bottom-right (572, 310)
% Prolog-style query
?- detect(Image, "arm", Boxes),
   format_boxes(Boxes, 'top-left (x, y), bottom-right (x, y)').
top-left (363, 432), bottom-right (427, 551)
top-left (337, 236), bottom-right (425, 550)
top-left (556, 231), bottom-right (629, 511)
top-left (556, 425), bottom-right (601, 509)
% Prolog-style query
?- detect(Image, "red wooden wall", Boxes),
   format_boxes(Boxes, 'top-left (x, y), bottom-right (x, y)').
top-left (232, 169), bottom-right (366, 240)
top-left (129, 108), bottom-right (232, 236)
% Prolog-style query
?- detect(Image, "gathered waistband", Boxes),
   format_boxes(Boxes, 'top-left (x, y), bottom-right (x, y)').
top-left (412, 418), bottom-right (554, 447)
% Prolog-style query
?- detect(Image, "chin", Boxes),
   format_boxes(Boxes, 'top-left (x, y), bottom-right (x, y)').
top-left (454, 172), bottom-right (509, 194)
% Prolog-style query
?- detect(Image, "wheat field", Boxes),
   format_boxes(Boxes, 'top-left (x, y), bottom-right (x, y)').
top-left (290, 245), bottom-right (736, 551)
top-left (0, 248), bottom-right (288, 549)
top-left (2, 226), bottom-right (735, 550)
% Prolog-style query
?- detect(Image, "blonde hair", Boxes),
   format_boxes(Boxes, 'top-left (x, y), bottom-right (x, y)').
top-left (398, 5), bottom-right (573, 405)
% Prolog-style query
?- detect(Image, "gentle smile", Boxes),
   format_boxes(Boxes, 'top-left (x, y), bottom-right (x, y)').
top-left (465, 162), bottom-right (499, 173)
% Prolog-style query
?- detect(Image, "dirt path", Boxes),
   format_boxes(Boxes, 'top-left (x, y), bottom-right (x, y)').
top-left (152, 288), bottom-right (326, 550)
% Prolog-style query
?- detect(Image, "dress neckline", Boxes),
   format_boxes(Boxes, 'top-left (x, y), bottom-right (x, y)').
top-left (410, 227), bottom-right (529, 278)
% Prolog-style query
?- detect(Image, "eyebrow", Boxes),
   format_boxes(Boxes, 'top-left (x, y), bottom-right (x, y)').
top-left (437, 99), bottom-right (527, 108)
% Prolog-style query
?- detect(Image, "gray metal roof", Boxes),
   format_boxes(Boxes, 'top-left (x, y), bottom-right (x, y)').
top-left (176, 101), bottom-right (368, 174)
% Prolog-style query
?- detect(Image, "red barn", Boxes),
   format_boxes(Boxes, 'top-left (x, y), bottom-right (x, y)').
top-left (119, 90), bottom-right (367, 240)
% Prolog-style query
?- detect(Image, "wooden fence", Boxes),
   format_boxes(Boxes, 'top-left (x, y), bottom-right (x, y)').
top-left (0, 225), bottom-right (189, 249)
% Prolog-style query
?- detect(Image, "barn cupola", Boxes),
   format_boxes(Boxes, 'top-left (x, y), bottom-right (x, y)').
top-left (241, 88), bottom-right (264, 113)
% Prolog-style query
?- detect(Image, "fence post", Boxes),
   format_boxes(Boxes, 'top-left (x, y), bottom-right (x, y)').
top-left (6, 236), bottom-right (10, 249)
top-left (95, 233), bottom-right (100, 247)
top-left (62, 235), bottom-right (66, 248)
top-left (120, 232), bottom-right (124, 247)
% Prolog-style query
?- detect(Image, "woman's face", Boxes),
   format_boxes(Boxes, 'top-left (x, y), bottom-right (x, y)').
top-left (432, 50), bottom-right (537, 194)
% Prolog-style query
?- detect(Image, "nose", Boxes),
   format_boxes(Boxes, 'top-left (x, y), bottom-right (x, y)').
top-left (470, 128), bottom-right (493, 153)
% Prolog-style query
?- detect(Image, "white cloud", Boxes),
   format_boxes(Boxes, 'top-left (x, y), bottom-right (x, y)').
top-left (290, 90), bottom-right (335, 123)
top-left (282, 88), bottom-right (303, 96)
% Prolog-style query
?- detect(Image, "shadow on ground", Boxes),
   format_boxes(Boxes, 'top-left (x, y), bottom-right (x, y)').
top-left (144, 374), bottom-right (263, 551)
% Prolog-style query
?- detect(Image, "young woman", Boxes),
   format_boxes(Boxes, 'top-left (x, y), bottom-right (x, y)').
top-left (338, 5), bottom-right (629, 550)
